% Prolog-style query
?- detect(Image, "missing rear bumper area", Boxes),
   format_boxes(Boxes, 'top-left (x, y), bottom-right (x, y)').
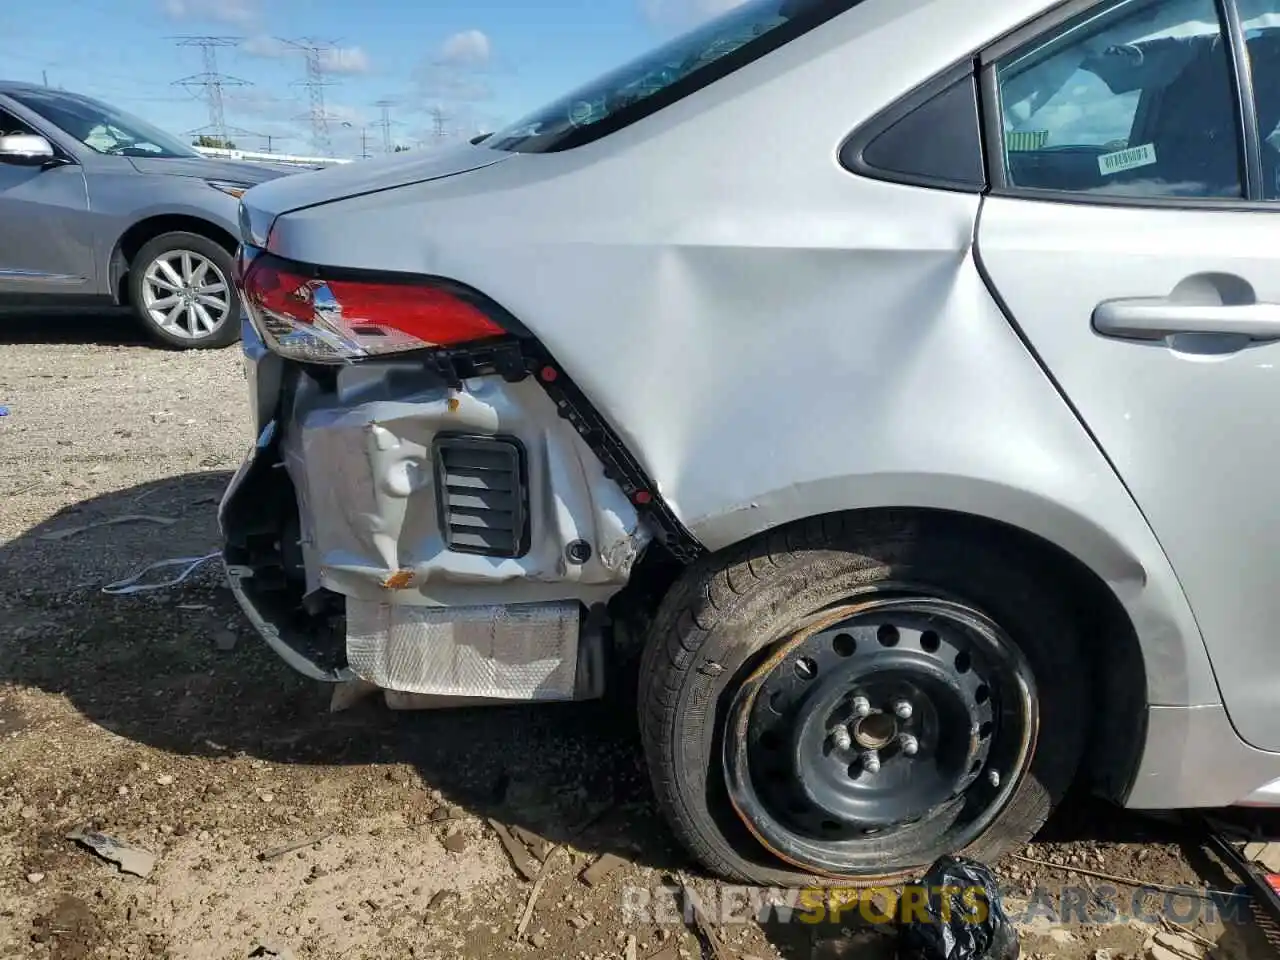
top-left (219, 363), bottom-right (652, 702)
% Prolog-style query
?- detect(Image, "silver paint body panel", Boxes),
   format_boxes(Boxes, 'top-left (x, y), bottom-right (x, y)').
top-left (233, 0), bottom-right (1280, 805)
top-left (978, 199), bottom-right (1280, 753)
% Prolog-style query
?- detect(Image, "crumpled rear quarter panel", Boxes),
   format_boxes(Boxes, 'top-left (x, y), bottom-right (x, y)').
top-left (258, 0), bottom-right (1220, 714)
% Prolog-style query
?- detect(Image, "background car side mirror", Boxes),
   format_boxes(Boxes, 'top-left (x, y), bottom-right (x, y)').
top-left (0, 133), bottom-right (58, 167)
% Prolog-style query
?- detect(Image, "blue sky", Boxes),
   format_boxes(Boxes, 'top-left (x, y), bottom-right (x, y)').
top-left (4, 0), bottom-right (739, 158)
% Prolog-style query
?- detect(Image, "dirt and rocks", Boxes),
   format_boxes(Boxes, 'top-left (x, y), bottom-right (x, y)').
top-left (0, 310), bottom-right (1276, 960)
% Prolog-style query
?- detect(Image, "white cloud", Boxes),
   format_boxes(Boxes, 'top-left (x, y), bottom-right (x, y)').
top-left (318, 46), bottom-right (370, 75)
top-left (160, 0), bottom-right (256, 27)
top-left (640, 0), bottom-right (747, 28)
top-left (240, 36), bottom-right (370, 74)
top-left (439, 30), bottom-right (492, 67)
top-left (412, 29), bottom-right (495, 107)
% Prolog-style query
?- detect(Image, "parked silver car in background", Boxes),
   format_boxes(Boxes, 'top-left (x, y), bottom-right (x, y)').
top-left (0, 82), bottom-right (291, 348)
top-left (223, 0), bottom-right (1280, 886)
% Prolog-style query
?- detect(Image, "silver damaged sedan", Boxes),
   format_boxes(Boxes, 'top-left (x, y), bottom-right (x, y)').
top-left (221, 0), bottom-right (1280, 885)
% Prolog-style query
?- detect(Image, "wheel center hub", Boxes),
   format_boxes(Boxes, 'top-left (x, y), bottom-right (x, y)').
top-left (850, 712), bottom-right (897, 750)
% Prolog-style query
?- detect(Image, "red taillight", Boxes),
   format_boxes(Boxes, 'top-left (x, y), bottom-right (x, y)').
top-left (325, 279), bottom-right (501, 346)
top-left (245, 258), bottom-right (316, 324)
top-left (240, 253), bottom-right (506, 363)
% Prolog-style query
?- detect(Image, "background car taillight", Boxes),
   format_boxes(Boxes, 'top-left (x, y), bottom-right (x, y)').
top-left (239, 250), bottom-right (507, 363)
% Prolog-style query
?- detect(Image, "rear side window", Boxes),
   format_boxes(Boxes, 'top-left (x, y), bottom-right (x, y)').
top-left (993, 0), bottom-right (1244, 199)
top-left (489, 0), bottom-right (866, 153)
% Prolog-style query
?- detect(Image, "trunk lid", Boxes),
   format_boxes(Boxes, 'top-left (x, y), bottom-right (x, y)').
top-left (239, 142), bottom-right (514, 222)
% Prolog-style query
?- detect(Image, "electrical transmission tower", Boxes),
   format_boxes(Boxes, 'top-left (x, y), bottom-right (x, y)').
top-left (172, 36), bottom-right (249, 148)
top-left (429, 105), bottom-right (450, 142)
top-left (281, 38), bottom-right (343, 157)
top-left (373, 99), bottom-right (398, 154)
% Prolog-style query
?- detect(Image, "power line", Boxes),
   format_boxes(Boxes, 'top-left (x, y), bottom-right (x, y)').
top-left (172, 36), bottom-right (251, 148)
top-left (279, 37), bottom-right (344, 157)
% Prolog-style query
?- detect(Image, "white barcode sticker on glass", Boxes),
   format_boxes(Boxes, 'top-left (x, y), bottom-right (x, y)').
top-left (1098, 143), bottom-right (1157, 176)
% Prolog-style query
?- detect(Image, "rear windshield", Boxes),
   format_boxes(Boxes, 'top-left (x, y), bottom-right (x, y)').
top-left (490, 0), bottom-right (862, 153)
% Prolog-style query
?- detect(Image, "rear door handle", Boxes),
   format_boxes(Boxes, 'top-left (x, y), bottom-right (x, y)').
top-left (1093, 298), bottom-right (1280, 341)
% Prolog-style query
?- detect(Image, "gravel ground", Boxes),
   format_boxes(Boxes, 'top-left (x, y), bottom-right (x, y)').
top-left (0, 309), bottom-right (1275, 960)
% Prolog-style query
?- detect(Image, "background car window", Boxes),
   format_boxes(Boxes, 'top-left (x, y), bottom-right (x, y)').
top-left (0, 108), bottom-right (34, 138)
top-left (995, 0), bottom-right (1243, 199)
top-left (6, 90), bottom-right (199, 159)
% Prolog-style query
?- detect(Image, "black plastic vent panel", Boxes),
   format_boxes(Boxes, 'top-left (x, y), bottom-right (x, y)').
top-left (433, 435), bottom-right (529, 558)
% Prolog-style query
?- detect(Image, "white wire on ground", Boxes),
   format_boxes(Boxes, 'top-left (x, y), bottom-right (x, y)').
top-left (101, 553), bottom-right (222, 596)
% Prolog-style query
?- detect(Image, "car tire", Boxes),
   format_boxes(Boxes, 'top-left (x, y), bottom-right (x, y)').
top-left (128, 231), bottom-right (241, 350)
top-left (637, 511), bottom-right (1088, 887)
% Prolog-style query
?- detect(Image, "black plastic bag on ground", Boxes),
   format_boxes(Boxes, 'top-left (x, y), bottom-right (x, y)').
top-left (896, 855), bottom-right (1020, 960)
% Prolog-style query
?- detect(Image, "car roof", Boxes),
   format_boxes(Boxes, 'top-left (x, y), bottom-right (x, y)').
top-left (0, 82), bottom-right (96, 101)
top-left (0, 81), bottom-right (54, 94)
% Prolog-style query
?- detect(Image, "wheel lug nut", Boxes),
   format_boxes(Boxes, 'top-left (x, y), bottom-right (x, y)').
top-left (987, 769), bottom-right (1001, 788)
top-left (893, 700), bottom-right (913, 720)
top-left (851, 696), bottom-right (871, 718)
top-left (831, 724), bottom-right (852, 751)
top-left (861, 750), bottom-right (881, 774)
top-left (898, 734), bottom-right (918, 757)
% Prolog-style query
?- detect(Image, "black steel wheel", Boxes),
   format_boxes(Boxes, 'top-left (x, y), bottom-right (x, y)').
top-left (723, 596), bottom-right (1036, 876)
top-left (638, 513), bottom-right (1088, 886)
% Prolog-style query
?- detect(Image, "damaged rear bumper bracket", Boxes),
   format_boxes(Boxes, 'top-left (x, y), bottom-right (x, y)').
top-left (419, 337), bottom-right (704, 563)
top-left (224, 559), bottom-right (356, 684)
top-left (518, 345), bottom-right (704, 564)
top-left (219, 333), bottom-right (661, 699)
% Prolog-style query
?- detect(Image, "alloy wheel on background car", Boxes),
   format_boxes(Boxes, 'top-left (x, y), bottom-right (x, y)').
top-left (139, 249), bottom-right (233, 341)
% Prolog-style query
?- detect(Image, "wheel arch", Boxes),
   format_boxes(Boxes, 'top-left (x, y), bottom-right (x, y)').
top-left (672, 492), bottom-right (1191, 806)
top-left (109, 214), bottom-right (239, 305)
